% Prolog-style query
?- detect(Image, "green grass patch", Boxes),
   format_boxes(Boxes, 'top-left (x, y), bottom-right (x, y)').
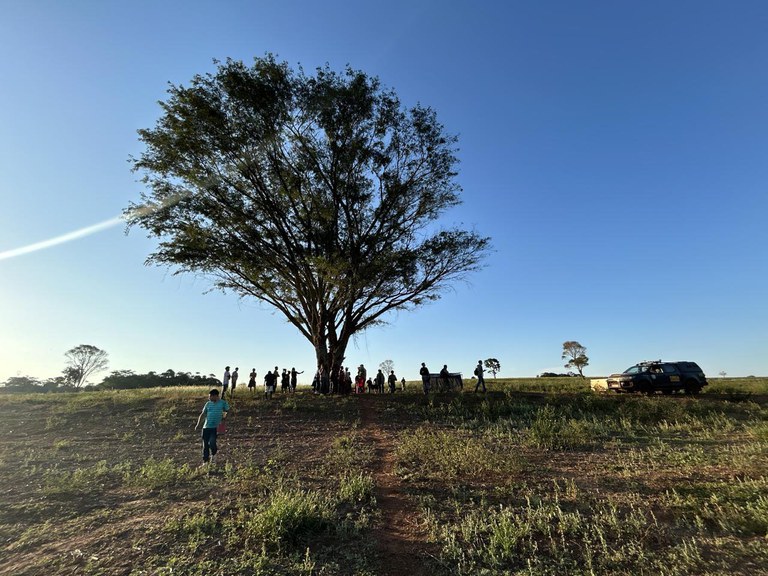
top-left (124, 457), bottom-right (196, 490)
top-left (427, 494), bottom-right (703, 575)
top-left (395, 426), bottom-right (520, 481)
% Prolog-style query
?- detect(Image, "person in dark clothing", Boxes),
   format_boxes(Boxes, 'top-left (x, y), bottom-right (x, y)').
top-left (264, 369), bottom-right (277, 399)
top-left (342, 367), bottom-right (353, 395)
top-left (330, 365), bottom-right (341, 394)
top-left (388, 370), bottom-right (397, 393)
top-left (420, 363), bottom-right (431, 395)
top-left (290, 367), bottom-right (303, 392)
top-left (281, 369), bottom-right (290, 392)
top-left (440, 364), bottom-right (450, 392)
top-left (230, 367), bottom-right (239, 397)
top-left (319, 366), bottom-right (330, 394)
top-left (474, 360), bottom-right (486, 393)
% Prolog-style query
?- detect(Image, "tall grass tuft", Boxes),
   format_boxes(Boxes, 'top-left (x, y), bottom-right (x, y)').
top-left (525, 405), bottom-right (598, 450)
top-left (124, 457), bottom-right (194, 490)
top-left (395, 427), bottom-right (520, 481)
top-left (428, 497), bottom-right (703, 575)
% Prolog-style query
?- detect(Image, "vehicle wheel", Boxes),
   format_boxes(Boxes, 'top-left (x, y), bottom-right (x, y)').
top-left (641, 381), bottom-right (655, 396)
top-left (684, 381), bottom-right (701, 395)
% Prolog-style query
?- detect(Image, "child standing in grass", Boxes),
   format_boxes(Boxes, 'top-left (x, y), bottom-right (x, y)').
top-left (194, 389), bottom-right (229, 466)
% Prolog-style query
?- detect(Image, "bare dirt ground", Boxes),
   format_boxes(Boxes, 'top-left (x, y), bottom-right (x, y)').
top-left (358, 396), bottom-right (435, 576)
top-left (0, 390), bottom-right (441, 575)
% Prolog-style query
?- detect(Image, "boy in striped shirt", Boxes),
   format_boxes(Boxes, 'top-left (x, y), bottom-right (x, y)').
top-left (194, 389), bottom-right (229, 465)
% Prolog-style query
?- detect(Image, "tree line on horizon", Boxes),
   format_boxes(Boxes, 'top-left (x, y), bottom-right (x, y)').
top-left (2, 339), bottom-right (592, 393)
top-left (0, 369), bottom-right (220, 393)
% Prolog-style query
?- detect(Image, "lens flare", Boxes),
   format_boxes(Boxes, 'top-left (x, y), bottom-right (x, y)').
top-left (0, 216), bottom-right (126, 262)
top-left (0, 194), bottom-right (187, 262)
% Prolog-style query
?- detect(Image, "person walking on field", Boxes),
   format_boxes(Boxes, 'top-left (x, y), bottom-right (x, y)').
top-left (420, 362), bottom-right (431, 395)
top-left (388, 370), bottom-right (397, 394)
top-left (230, 367), bottom-right (239, 397)
top-left (474, 360), bottom-right (486, 393)
top-left (401, 377), bottom-right (406, 391)
top-left (194, 389), bottom-right (229, 466)
top-left (248, 369), bottom-right (257, 395)
top-left (221, 366), bottom-right (231, 398)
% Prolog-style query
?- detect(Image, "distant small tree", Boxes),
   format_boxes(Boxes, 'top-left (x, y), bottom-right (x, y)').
top-left (718, 371), bottom-right (727, 378)
top-left (561, 341), bottom-right (589, 378)
top-left (484, 358), bottom-right (501, 378)
top-left (64, 344), bottom-right (109, 388)
top-left (379, 359), bottom-right (395, 375)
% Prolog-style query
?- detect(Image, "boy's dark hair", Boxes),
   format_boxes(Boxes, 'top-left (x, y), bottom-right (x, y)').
top-left (209, 389), bottom-right (220, 396)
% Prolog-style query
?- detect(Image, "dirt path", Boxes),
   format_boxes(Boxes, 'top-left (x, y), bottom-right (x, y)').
top-left (358, 396), bottom-right (433, 576)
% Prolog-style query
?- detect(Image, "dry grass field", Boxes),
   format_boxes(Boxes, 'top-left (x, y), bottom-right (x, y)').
top-left (1, 378), bottom-right (766, 575)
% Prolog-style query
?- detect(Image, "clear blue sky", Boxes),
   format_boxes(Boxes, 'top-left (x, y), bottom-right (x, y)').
top-left (1, 0), bottom-right (766, 384)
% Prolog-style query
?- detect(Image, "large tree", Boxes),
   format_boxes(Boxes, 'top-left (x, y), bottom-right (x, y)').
top-left (64, 344), bottom-right (109, 387)
top-left (128, 56), bottom-right (490, 373)
top-left (562, 341), bottom-right (589, 378)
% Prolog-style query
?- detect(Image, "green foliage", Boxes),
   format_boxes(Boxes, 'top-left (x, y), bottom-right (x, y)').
top-left (484, 357), bottom-right (501, 378)
top-left (99, 369), bottom-right (218, 390)
top-left (337, 472), bottom-right (376, 505)
top-left (562, 340), bottom-right (589, 377)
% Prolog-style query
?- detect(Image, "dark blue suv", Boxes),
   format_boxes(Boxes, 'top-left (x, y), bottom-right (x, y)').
top-left (607, 360), bottom-right (708, 395)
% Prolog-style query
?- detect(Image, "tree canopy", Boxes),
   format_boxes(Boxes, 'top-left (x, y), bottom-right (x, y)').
top-left (64, 344), bottom-right (109, 387)
top-left (128, 55), bottom-right (490, 373)
top-left (484, 358), bottom-right (501, 378)
top-left (562, 341), bottom-right (589, 378)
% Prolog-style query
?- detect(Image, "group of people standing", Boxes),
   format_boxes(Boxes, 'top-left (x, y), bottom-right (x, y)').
top-left (263, 367), bottom-right (303, 398)
top-left (221, 360), bottom-right (487, 399)
top-left (220, 365), bottom-right (304, 399)
top-left (220, 360), bottom-right (487, 399)
top-left (309, 364), bottom-right (405, 395)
